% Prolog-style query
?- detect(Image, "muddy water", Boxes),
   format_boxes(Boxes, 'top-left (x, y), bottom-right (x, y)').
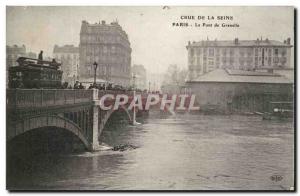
top-left (7, 114), bottom-right (294, 190)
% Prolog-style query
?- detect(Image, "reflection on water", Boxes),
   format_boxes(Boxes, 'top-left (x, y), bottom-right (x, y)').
top-left (7, 114), bottom-right (294, 190)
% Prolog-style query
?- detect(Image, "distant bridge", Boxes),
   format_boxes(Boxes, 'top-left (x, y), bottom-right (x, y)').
top-left (6, 89), bottom-right (137, 151)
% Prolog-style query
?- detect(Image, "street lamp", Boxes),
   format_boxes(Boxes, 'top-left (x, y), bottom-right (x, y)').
top-left (105, 64), bottom-right (109, 91)
top-left (132, 74), bottom-right (136, 90)
top-left (132, 74), bottom-right (140, 125)
top-left (148, 81), bottom-right (151, 93)
top-left (93, 62), bottom-right (98, 87)
top-left (76, 64), bottom-right (79, 80)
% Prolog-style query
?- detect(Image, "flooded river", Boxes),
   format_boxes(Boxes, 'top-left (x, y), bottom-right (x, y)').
top-left (7, 114), bottom-right (294, 190)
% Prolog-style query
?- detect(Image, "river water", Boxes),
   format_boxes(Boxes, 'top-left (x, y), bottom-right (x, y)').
top-left (7, 113), bottom-right (294, 190)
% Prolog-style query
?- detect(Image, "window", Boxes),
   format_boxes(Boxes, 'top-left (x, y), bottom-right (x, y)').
top-left (197, 57), bottom-right (201, 65)
top-left (190, 58), bottom-right (194, 65)
top-left (255, 48), bottom-right (258, 56)
top-left (208, 48), bottom-right (214, 57)
top-left (222, 48), bottom-right (227, 56)
top-left (229, 48), bottom-right (234, 56)
top-left (240, 49), bottom-right (245, 56)
top-left (216, 61), bottom-right (220, 68)
top-left (274, 48), bottom-right (279, 55)
top-left (273, 57), bottom-right (279, 63)
top-left (281, 57), bottom-right (287, 65)
top-left (268, 49), bottom-right (272, 56)
top-left (268, 57), bottom-right (271, 65)
top-left (203, 57), bottom-right (207, 65)
top-left (222, 57), bottom-right (227, 65)
top-left (197, 48), bottom-right (201, 56)
top-left (190, 49), bottom-right (194, 57)
top-left (247, 48), bottom-right (252, 56)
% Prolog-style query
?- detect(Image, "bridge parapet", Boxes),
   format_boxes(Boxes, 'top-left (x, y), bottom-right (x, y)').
top-left (7, 89), bottom-right (95, 109)
top-left (6, 88), bottom-right (141, 151)
top-left (98, 90), bottom-right (134, 99)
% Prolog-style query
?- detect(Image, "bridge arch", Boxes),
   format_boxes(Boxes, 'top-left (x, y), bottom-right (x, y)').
top-left (7, 115), bottom-right (89, 149)
top-left (98, 105), bottom-right (132, 137)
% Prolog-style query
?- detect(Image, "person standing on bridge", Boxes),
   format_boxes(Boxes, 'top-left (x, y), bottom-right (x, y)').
top-left (74, 81), bottom-right (80, 89)
top-left (38, 50), bottom-right (43, 64)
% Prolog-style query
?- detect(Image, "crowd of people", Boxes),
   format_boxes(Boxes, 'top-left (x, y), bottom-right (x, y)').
top-left (62, 81), bottom-right (160, 94)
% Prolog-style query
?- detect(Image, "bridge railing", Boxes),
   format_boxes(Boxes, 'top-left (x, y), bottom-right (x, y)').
top-left (98, 90), bottom-right (133, 99)
top-left (97, 90), bottom-right (151, 99)
top-left (7, 89), bottom-right (95, 109)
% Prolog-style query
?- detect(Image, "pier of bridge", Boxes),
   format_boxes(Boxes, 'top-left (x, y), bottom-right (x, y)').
top-left (6, 89), bottom-right (135, 151)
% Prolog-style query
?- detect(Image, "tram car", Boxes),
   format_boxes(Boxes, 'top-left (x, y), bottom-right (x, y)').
top-left (8, 57), bottom-right (63, 89)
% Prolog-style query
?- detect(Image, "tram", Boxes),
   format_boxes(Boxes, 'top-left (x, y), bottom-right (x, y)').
top-left (8, 57), bottom-right (63, 89)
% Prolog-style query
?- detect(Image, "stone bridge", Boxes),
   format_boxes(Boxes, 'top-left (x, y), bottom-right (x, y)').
top-left (6, 89), bottom-right (136, 151)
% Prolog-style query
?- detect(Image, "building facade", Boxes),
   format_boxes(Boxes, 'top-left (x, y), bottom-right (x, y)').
top-left (6, 45), bottom-right (37, 87)
top-left (132, 64), bottom-right (147, 90)
top-left (53, 45), bottom-right (79, 82)
top-left (7, 45), bottom-right (38, 67)
top-left (6, 45), bottom-right (26, 67)
top-left (186, 38), bottom-right (293, 80)
top-left (186, 69), bottom-right (293, 113)
top-left (79, 20), bottom-right (131, 86)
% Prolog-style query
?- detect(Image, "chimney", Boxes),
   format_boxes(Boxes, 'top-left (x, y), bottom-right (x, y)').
top-left (287, 37), bottom-right (291, 45)
top-left (234, 38), bottom-right (239, 45)
top-left (101, 20), bottom-right (106, 25)
top-left (188, 41), bottom-right (191, 45)
top-left (265, 38), bottom-right (269, 42)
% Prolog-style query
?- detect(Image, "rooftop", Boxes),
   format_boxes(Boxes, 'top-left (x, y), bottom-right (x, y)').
top-left (188, 69), bottom-right (293, 84)
top-left (187, 38), bottom-right (292, 48)
top-left (53, 45), bottom-right (79, 53)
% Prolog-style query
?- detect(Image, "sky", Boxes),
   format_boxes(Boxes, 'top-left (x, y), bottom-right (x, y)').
top-left (6, 6), bottom-right (294, 74)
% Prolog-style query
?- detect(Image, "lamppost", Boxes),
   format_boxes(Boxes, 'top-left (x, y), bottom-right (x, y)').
top-left (76, 64), bottom-right (79, 80)
top-left (148, 81), bottom-right (151, 93)
top-left (73, 74), bottom-right (76, 87)
top-left (105, 64), bottom-right (109, 91)
top-left (93, 62), bottom-right (98, 87)
top-left (132, 74), bottom-right (140, 125)
top-left (132, 74), bottom-right (136, 124)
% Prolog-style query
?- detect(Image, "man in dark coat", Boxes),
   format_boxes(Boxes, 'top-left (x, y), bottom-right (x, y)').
top-left (38, 50), bottom-right (43, 64)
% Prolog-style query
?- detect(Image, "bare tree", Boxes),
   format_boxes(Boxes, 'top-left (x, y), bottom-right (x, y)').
top-left (163, 64), bottom-right (187, 86)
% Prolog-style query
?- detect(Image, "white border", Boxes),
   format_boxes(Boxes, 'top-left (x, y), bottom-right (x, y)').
top-left (1, 0), bottom-right (299, 195)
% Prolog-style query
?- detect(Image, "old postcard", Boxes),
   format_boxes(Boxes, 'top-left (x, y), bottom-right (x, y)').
top-left (6, 6), bottom-right (295, 191)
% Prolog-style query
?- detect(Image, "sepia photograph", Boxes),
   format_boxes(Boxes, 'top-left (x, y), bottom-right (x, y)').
top-left (5, 6), bottom-right (295, 191)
